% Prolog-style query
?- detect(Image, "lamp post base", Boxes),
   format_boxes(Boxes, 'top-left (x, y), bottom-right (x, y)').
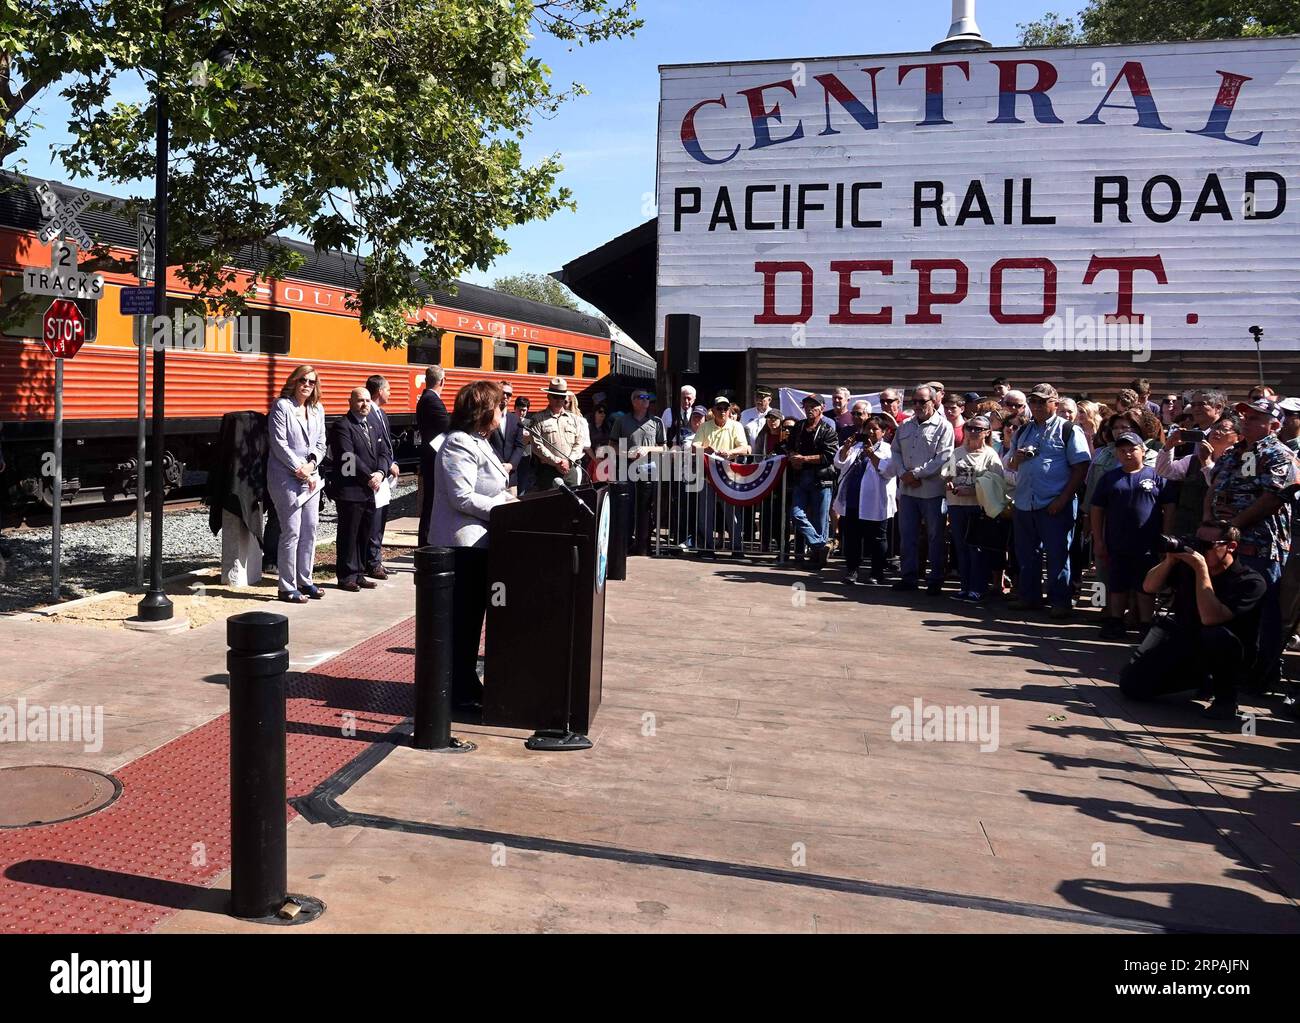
top-left (136, 589), bottom-right (174, 622)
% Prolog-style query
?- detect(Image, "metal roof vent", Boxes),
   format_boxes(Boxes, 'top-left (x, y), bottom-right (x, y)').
top-left (932, 0), bottom-right (992, 52)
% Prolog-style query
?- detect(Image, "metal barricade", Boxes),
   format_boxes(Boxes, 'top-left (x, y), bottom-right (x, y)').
top-left (652, 450), bottom-right (789, 563)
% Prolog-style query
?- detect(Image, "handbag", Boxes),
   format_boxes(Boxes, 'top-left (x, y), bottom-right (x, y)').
top-left (964, 509), bottom-right (1011, 552)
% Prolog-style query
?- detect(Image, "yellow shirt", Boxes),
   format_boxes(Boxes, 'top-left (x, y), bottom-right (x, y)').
top-left (693, 418), bottom-right (748, 454)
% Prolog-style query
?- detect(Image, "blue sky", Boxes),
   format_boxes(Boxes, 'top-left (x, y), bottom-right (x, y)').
top-left (14, 1), bottom-right (1061, 290)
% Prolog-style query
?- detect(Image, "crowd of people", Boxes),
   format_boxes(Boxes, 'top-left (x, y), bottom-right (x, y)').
top-left (249, 362), bottom-right (1300, 726)
top-left (578, 374), bottom-right (1300, 726)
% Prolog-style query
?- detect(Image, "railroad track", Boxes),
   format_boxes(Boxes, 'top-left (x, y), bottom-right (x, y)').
top-left (3, 485), bottom-right (207, 530)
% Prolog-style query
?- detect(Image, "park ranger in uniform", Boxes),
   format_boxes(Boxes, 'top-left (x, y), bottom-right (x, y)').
top-left (525, 377), bottom-right (587, 488)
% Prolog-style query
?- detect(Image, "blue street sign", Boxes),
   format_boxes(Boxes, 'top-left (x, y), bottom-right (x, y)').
top-left (120, 286), bottom-right (155, 315)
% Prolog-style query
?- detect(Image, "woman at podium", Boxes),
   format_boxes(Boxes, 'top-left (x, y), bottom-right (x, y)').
top-left (431, 380), bottom-right (517, 713)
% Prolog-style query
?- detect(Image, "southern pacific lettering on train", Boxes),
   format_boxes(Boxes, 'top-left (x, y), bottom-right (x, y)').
top-left (655, 36), bottom-right (1300, 353)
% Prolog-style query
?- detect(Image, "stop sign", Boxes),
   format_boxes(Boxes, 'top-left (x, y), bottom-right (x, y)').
top-left (42, 299), bottom-right (86, 359)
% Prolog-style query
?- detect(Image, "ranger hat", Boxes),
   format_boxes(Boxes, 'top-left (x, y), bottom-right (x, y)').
top-left (543, 377), bottom-right (570, 397)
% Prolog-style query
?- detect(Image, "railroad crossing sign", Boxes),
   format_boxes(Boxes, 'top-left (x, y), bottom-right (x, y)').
top-left (22, 238), bottom-right (105, 300)
top-left (137, 213), bottom-right (155, 283)
top-left (42, 299), bottom-right (87, 359)
top-left (35, 182), bottom-right (95, 252)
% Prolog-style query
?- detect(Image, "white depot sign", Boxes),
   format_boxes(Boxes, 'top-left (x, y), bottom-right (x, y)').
top-left (656, 37), bottom-right (1300, 354)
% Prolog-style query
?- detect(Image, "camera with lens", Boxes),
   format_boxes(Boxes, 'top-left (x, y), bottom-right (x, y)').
top-left (1019, 445), bottom-right (1038, 459)
top-left (1177, 428), bottom-right (1207, 443)
top-left (1154, 534), bottom-right (1210, 555)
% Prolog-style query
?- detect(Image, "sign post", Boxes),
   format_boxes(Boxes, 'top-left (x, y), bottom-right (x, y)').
top-left (39, 298), bottom-right (86, 601)
top-left (135, 215), bottom-right (155, 587)
top-left (137, 70), bottom-right (174, 623)
top-left (25, 186), bottom-right (101, 602)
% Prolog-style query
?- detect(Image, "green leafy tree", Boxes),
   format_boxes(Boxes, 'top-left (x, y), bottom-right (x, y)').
top-left (1019, 11), bottom-right (1082, 46)
top-left (0, 1), bottom-right (640, 345)
top-left (491, 271), bottom-right (580, 310)
top-left (1020, 1), bottom-right (1300, 47)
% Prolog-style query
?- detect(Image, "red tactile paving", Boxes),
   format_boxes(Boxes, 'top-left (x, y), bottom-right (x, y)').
top-left (0, 618), bottom-right (418, 934)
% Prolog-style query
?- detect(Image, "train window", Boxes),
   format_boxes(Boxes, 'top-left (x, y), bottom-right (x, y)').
top-left (454, 334), bottom-right (483, 369)
top-left (494, 340), bottom-right (518, 372)
top-left (254, 310), bottom-right (291, 355)
top-left (556, 349), bottom-right (575, 376)
top-left (582, 353), bottom-right (599, 378)
top-left (1, 276), bottom-right (98, 342)
top-left (407, 329), bottom-right (441, 364)
top-left (526, 346), bottom-right (548, 374)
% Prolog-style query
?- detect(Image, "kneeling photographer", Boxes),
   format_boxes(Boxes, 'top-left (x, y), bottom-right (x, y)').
top-left (1119, 520), bottom-right (1266, 721)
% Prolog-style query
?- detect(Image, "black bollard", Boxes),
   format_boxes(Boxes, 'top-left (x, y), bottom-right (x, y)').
top-left (607, 481), bottom-right (633, 581)
top-left (413, 547), bottom-right (473, 752)
top-left (228, 611), bottom-right (289, 919)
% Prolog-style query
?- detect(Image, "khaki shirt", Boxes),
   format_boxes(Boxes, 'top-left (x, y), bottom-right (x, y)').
top-left (530, 408), bottom-right (586, 468)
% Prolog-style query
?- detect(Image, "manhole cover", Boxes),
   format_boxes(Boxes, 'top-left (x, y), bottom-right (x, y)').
top-left (0, 766), bottom-right (122, 829)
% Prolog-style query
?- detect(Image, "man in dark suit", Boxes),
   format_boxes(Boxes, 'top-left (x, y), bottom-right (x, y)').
top-left (328, 387), bottom-right (392, 591)
top-left (365, 374), bottom-right (402, 579)
top-left (489, 380), bottom-right (527, 486)
top-left (416, 364), bottom-right (450, 545)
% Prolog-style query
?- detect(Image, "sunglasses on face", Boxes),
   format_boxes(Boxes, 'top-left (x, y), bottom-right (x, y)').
top-left (635, 393), bottom-right (654, 400)
top-left (881, 397), bottom-right (899, 404)
top-left (851, 410), bottom-right (868, 417)
top-left (299, 378), bottom-right (315, 386)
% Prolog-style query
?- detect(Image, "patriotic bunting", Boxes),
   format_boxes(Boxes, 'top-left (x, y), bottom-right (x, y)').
top-left (703, 452), bottom-right (787, 506)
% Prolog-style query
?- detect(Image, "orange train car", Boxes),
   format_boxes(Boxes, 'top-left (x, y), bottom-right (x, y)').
top-left (0, 178), bottom-right (612, 506)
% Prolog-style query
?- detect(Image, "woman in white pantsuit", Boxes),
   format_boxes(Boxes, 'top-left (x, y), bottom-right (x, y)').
top-left (268, 365), bottom-right (327, 603)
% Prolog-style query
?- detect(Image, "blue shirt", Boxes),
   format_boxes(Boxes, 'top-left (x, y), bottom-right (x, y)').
top-left (1091, 465), bottom-right (1175, 555)
top-left (1011, 415), bottom-right (1091, 511)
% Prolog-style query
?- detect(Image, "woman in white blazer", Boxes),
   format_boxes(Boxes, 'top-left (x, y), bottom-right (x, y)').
top-left (267, 365), bottom-right (327, 603)
top-left (832, 411), bottom-right (897, 585)
top-left (432, 380), bottom-right (516, 711)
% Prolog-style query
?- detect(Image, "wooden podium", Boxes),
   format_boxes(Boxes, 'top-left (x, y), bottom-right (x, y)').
top-left (483, 484), bottom-right (610, 750)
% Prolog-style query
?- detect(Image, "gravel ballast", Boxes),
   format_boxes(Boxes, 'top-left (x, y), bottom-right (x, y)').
top-left (0, 480), bottom-right (417, 614)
